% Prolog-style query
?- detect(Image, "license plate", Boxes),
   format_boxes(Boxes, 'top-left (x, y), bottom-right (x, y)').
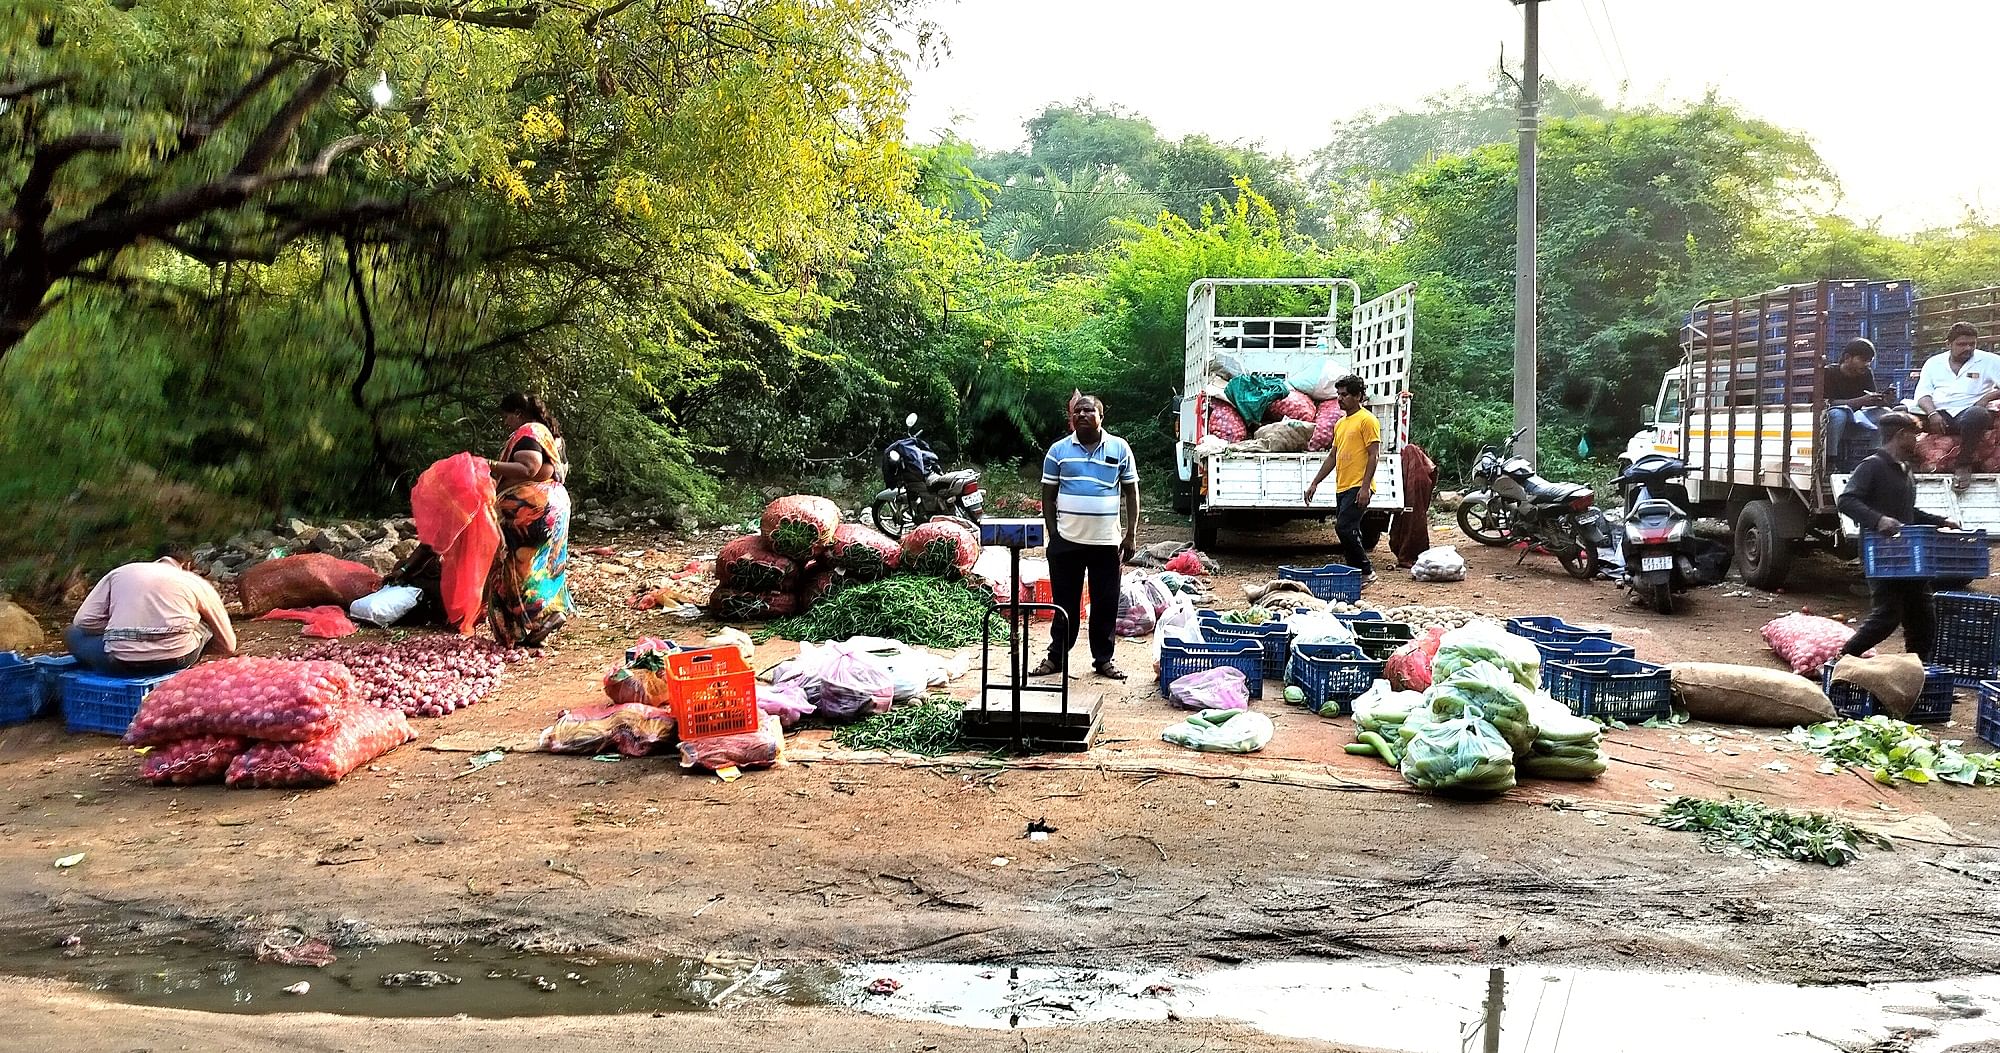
top-left (960, 493), bottom-right (983, 512)
top-left (1578, 510), bottom-right (1602, 524)
top-left (1641, 556), bottom-right (1673, 572)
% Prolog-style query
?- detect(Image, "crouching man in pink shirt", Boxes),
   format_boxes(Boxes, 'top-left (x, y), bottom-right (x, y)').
top-left (67, 546), bottom-right (237, 676)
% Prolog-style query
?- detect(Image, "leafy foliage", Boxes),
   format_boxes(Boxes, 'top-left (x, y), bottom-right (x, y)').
top-left (1651, 796), bottom-right (1890, 867)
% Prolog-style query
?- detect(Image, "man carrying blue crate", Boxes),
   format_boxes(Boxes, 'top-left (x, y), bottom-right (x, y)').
top-left (1033, 394), bottom-right (1140, 681)
top-left (67, 546), bottom-right (237, 676)
top-left (1914, 322), bottom-right (2000, 492)
top-left (1837, 412), bottom-right (1961, 662)
top-left (1303, 375), bottom-right (1380, 586)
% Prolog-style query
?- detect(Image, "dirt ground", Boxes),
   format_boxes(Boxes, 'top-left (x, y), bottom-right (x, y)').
top-left (3, 515), bottom-right (1998, 1049)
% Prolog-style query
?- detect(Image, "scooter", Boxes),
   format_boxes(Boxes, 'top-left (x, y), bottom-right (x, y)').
top-left (870, 413), bottom-right (982, 538)
top-left (1456, 427), bottom-right (1609, 580)
top-left (1611, 454), bottom-right (1729, 614)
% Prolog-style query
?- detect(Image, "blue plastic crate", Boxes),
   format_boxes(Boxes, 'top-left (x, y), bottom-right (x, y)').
top-left (60, 671), bottom-right (177, 736)
top-left (1820, 662), bottom-right (1955, 723)
top-left (1196, 611), bottom-right (1289, 681)
top-left (32, 655), bottom-right (77, 711)
top-left (1979, 681), bottom-right (2000, 748)
top-left (1870, 281), bottom-right (1916, 314)
top-left (1277, 563), bottom-right (1363, 603)
top-left (1285, 642), bottom-right (1382, 716)
top-left (1331, 610), bottom-right (1386, 625)
top-left (1350, 620), bottom-right (1416, 661)
top-left (1868, 313), bottom-right (1913, 347)
top-left (0, 653), bottom-right (39, 726)
top-left (1545, 657), bottom-right (1673, 723)
top-left (1860, 527), bottom-right (1991, 580)
top-left (1532, 637), bottom-right (1635, 690)
top-left (1935, 592), bottom-right (2000, 686)
top-left (1159, 637), bottom-right (1264, 701)
top-left (1504, 616), bottom-right (1609, 646)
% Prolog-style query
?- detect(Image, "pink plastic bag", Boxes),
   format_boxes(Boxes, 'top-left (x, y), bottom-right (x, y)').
top-left (757, 680), bottom-right (815, 728)
top-left (1384, 626), bottom-right (1445, 692)
top-left (257, 605), bottom-right (358, 638)
top-left (1167, 666), bottom-right (1250, 710)
top-left (411, 452), bottom-right (501, 636)
top-left (1761, 613), bottom-right (1871, 675)
top-left (816, 645), bottom-right (896, 722)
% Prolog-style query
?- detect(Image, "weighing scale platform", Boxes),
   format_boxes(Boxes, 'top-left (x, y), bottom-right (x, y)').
top-left (959, 516), bottom-right (1106, 752)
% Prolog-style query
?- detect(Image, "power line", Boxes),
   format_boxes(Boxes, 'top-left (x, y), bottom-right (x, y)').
top-left (1576, 0), bottom-right (1620, 85)
top-left (1597, 0), bottom-right (1633, 83)
top-left (943, 174), bottom-right (1275, 199)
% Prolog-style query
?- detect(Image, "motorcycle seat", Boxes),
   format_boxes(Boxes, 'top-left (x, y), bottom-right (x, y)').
top-left (1524, 477), bottom-right (1590, 504)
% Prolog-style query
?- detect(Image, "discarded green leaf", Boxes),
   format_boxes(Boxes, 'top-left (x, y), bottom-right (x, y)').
top-left (1787, 717), bottom-right (2000, 787)
top-left (1650, 797), bottom-right (1888, 866)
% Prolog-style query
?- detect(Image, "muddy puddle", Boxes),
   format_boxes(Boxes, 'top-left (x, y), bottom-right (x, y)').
top-left (6, 919), bottom-right (1997, 1050)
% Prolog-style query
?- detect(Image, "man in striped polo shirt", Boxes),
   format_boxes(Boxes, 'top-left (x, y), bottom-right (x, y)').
top-left (1032, 395), bottom-right (1140, 680)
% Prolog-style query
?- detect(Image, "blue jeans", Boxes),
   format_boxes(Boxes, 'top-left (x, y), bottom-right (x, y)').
top-left (1825, 407), bottom-right (1856, 461)
top-left (64, 625), bottom-right (206, 677)
top-left (1335, 487), bottom-right (1374, 575)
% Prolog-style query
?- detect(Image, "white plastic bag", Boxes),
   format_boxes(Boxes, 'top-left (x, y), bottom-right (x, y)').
top-left (1288, 611), bottom-right (1354, 647)
top-left (348, 585), bottom-right (423, 627)
top-left (1410, 546), bottom-right (1467, 583)
top-left (1398, 704), bottom-right (1517, 794)
top-left (1162, 708), bottom-right (1274, 753)
top-left (1115, 575), bottom-right (1160, 637)
top-left (1151, 596), bottom-right (1204, 670)
top-left (705, 627), bottom-right (756, 662)
top-left (1289, 359), bottom-right (1343, 401)
top-left (1214, 352), bottom-right (1247, 379)
top-left (816, 643), bottom-right (896, 721)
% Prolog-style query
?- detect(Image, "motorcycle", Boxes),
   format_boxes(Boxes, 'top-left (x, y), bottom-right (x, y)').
top-left (870, 413), bottom-right (983, 539)
top-left (1611, 454), bottom-right (1728, 614)
top-left (1456, 426), bottom-right (1608, 580)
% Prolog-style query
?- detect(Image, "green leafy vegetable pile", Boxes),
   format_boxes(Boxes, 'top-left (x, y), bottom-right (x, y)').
top-left (1787, 716), bottom-right (2000, 786)
top-left (831, 696), bottom-right (965, 756)
top-left (768, 576), bottom-right (1003, 649)
top-left (1649, 797), bottom-right (1889, 866)
top-left (1221, 607), bottom-right (1272, 625)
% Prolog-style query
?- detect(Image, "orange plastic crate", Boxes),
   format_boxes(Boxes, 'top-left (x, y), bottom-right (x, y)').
top-left (665, 646), bottom-right (759, 740)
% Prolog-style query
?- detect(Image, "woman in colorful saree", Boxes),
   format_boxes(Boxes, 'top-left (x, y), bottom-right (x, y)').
top-left (487, 393), bottom-right (572, 647)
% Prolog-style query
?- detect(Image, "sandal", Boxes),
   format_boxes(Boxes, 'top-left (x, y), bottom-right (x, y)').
top-left (1094, 661), bottom-right (1128, 681)
top-left (1954, 467), bottom-right (1974, 493)
top-left (1030, 657), bottom-right (1062, 677)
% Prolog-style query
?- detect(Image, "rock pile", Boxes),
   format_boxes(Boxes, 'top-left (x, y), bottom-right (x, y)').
top-left (195, 518), bottom-right (420, 583)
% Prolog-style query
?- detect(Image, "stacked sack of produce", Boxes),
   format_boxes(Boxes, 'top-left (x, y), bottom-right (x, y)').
top-left (126, 657), bottom-right (415, 788)
top-left (707, 494), bottom-right (983, 622)
top-left (1521, 695), bottom-right (1608, 779)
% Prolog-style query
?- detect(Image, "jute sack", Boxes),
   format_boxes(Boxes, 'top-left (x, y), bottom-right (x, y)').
top-left (1668, 662), bottom-right (1836, 727)
top-left (1830, 654), bottom-right (1926, 718)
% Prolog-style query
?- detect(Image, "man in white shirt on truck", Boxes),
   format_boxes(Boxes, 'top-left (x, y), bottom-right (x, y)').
top-left (1914, 321), bottom-right (2000, 492)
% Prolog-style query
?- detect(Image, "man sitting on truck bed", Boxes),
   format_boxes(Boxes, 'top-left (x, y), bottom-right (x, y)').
top-left (1824, 338), bottom-right (1888, 470)
top-left (1303, 375), bottom-right (1380, 586)
top-left (1837, 412), bottom-right (1961, 663)
top-left (1914, 321), bottom-right (2000, 492)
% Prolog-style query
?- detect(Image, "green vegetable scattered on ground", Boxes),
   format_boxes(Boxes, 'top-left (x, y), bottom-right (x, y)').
top-left (769, 576), bottom-right (1003, 649)
top-left (1787, 716), bottom-right (2000, 786)
top-left (1649, 797), bottom-right (1889, 866)
top-left (831, 696), bottom-right (965, 756)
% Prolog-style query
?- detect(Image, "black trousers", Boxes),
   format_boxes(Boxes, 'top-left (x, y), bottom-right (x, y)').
top-left (1046, 539), bottom-right (1121, 669)
top-left (1335, 486), bottom-right (1374, 574)
top-left (1843, 577), bottom-right (1936, 662)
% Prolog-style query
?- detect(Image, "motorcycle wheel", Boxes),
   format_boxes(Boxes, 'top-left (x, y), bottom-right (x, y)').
top-left (1456, 497), bottom-right (1514, 547)
top-left (1555, 537), bottom-right (1600, 581)
top-left (1642, 580), bottom-right (1676, 615)
top-left (870, 494), bottom-right (919, 539)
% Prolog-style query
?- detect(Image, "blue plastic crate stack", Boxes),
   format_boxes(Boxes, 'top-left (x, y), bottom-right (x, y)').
top-left (1936, 592), bottom-right (2000, 687)
top-left (1683, 278), bottom-right (1922, 402)
top-left (1503, 616), bottom-right (1669, 721)
top-left (1979, 681), bottom-right (2000, 749)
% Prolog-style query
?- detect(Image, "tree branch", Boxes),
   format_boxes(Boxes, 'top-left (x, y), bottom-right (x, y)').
top-left (346, 239), bottom-right (379, 408)
top-left (0, 75), bottom-right (67, 101)
top-left (581, 0), bottom-right (640, 33)
top-left (5, 132), bottom-right (124, 250)
top-left (232, 65), bottom-right (344, 178)
top-left (183, 55), bottom-right (299, 146)
top-left (374, 1), bottom-right (543, 29)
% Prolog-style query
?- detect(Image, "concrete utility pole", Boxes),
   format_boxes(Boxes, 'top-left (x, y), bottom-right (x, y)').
top-left (1483, 967), bottom-right (1505, 1053)
top-left (1511, 0), bottom-right (1544, 465)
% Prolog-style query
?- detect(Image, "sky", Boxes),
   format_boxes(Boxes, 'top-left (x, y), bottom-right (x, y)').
top-left (902, 0), bottom-right (1997, 234)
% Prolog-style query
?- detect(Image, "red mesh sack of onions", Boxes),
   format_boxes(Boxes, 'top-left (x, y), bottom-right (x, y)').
top-left (715, 534), bottom-right (798, 593)
top-left (1265, 390), bottom-right (1316, 424)
top-left (677, 712), bottom-right (785, 771)
top-left (1307, 400), bottom-right (1345, 452)
top-left (760, 495), bottom-right (841, 561)
top-left (225, 705), bottom-right (416, 789)
top-left (299, 636), bottom-right (525, 718)
top-left (1205, 397), bottom-right (1248, 443)
top-left (124, 658), bottom-right (356, 746)
top-left (141, 735), bottom-right (250, 786)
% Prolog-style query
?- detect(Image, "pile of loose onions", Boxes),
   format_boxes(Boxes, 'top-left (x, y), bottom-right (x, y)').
top-left (300, 636), bottom-right (528, 717)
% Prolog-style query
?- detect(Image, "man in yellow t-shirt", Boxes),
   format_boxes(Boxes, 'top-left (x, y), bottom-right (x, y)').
top-left (1303, 375), bottom-right (1382, 584)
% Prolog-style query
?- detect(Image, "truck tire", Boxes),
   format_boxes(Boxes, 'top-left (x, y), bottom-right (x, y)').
top-left (1171, 478), bottom-right (1193, 515)
top-left (1193, 510), bottom-right (1219, 552)
top-left (1735, 500), bottom-right (1794, 591)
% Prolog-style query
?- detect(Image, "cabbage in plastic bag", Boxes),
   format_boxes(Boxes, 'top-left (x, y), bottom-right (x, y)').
top-left (1431, 621), bottom-right (1542, 691)
top-left (1424, 661), bottom-right (1537, 757)
top-left (1398, 705), bottom-right (1516, 794)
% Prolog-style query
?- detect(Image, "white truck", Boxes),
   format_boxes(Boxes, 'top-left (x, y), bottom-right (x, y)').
top-left (1621, 280), bottom-right (2000, 590)
top-left (1172, 278), bottom-right (1417, 551)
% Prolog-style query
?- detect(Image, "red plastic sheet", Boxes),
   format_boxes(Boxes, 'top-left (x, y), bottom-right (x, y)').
top-left (411, 453), bottom-right (501, 636)
top-left (256, 605), bottom-right (358, 638)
